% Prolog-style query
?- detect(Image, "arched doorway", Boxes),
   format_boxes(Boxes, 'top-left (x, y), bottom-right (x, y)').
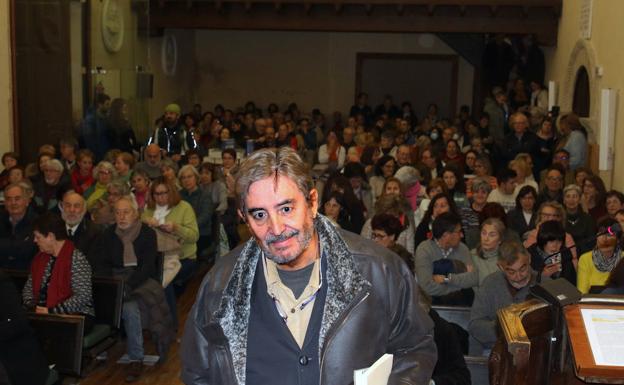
top-left (573, 66), bottom-right (590, 117)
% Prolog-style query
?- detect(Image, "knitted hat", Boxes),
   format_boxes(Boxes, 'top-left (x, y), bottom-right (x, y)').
top-left (164, 103), bottom-right (181, 115)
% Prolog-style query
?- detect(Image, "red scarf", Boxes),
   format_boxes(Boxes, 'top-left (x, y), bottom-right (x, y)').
top-left (30, 240), bottom-right (74, 309)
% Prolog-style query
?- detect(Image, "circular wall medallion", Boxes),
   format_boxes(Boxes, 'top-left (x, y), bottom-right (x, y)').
top-left (161, 34), bottom-right (178, 76)
top-left (101, 0), bottom-right (124, 53)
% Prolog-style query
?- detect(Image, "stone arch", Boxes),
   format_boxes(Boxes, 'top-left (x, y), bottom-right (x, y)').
top-left (561, 39), bottom-right (600, 141)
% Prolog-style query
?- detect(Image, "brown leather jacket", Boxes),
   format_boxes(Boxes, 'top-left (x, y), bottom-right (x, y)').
top-left (180, 216), bottom-right (437, 385)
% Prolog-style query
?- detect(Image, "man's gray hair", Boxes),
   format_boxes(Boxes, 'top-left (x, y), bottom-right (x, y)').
top-left (235, 147), bottom-right (313, 212)
top-left (4, 181), bottom-right (33, 198)
top-left (471, 177), bottom-right (492, 194)
top-left (45, 158), bottom-right (64, 172)
top-left (498, 240), bottom-right (529, 265)
top-left (116, 194), bottom-right (139, 213)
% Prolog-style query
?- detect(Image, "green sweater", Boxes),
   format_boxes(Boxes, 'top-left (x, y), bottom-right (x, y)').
top-left (142, 200), bottom-right (199, 260)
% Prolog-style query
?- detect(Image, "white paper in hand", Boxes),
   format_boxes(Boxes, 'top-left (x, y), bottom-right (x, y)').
top-left (354, 353), bottom-right (393, 385)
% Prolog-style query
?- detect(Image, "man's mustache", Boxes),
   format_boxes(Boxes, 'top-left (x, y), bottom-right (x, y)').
top-left (266, 229), bottom-right (299, 244)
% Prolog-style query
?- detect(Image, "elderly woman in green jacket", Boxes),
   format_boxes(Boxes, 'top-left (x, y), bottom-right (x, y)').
top-left (142, 176), bottom-right (199, 326)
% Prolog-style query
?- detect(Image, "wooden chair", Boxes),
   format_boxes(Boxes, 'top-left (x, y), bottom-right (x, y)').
top-left (489, 299), bottom-right (555, 385)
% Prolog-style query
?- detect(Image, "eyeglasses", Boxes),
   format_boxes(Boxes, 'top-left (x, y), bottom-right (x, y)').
top-left (99, 170), bottom-right (112, 175)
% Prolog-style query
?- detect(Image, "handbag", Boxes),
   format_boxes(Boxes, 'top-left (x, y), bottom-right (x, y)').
top-left (153, 227), bottom-right (182, 287)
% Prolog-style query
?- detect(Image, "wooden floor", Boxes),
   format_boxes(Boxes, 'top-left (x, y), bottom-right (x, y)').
top-left (77, 266), bottom-right (209, 385)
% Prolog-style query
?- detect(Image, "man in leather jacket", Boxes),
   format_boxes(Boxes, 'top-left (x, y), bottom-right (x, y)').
top-left (181, 147), bottom-right (437, 385)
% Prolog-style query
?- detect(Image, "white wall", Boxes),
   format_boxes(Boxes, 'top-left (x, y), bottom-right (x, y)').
top-left (0, 0), bottom-right (13, 155)
top-left (180, 30), bottom-right (474, 116)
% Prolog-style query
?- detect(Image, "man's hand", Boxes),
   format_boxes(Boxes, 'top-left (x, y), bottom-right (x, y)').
top-left (35, 306), bottom-right (49, 314)
top-left (466, 264), bottom-right (475, 273)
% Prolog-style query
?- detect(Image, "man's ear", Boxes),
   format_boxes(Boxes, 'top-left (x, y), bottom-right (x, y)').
top-left (309, 188), bottom-right (319, 218)
top-left (238, 209), bottom-right (247, 223)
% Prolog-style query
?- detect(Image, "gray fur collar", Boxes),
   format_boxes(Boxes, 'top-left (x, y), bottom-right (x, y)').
top-left (212, 214), bottom-right (371, 385)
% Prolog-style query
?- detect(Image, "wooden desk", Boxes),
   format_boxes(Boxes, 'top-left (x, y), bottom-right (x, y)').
top-left (564, 303), bottom-right (624, 384)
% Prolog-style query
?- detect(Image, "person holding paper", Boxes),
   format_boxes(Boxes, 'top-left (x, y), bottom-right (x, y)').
top-left (181, 147), bottom-right (437, 385)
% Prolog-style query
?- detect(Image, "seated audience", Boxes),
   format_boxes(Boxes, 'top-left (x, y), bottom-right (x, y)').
top-left (60, 190), bottom-right (100, 263)
top-left (93, 196), bottom-right (174, 382)
top-left (441, 165), bottom-right (468, 209)
top-left (32, 159), bottom-right (70, 214)
top-left (199, 162), bottom-right (228, 216)
top-left (577, 217), bottom-right (623, 294)
top-left (91, 180), bottom-right (131, 227)
top-left (1, 182), bottom-right (38, 270)
top-left (134, 144), bottom-right (163, 180)
top-left (317, 131), bottom-right (346, 171)
top-left (606, 190), bottom-right (624, 219)
top-left (22, 213), bottom-right (94, 327)
top-left (343, 162), bottom-right (374, 218)
top-left (414, 193), bottom-right (459, 248)
top-left (506, 185), bottom-right (538, 238)
top-left (537, 164), bottom-right (565, 207)
top-left (130, 169), bottom-right (151, 212)
top-left (85, 161), bottom-right (117, 210)
top-left (461, 177), bottom-right (492, 249)
top-left (527, 220), bottom-right (576, 285)
top-left (369, 155), bottom-right (397, 203)
top-left (361, 194), bottom-right (415, 255)
top-left (563, 184), bottom-right (596, 255)
top-left (179, 165), bottom-right (214, 262)
top-left (414, 212), bottom-right (476, 306)
top-left (114, 152), bottom-right (135, 184)
top-left (414, 178), bottom-right (448, 228)
top-left (509, 154), bottom-right (538, 191)
top-left (142, 177), bottom-right (199, 326)
top-left (581, 175), bottom-right (607, 222)
top-left (59, 138), bottom-right (78, 172)
top-left (371, 213), bottom-right (414, 273)
top-left (558, 112), bottom-right (587, 171)
top-left (524, 201), bottom-right (578, 264)
top-left (471, 218), bottom-right (505, 286)
top-left (71, 149), bottom-right (95, 194)
top-left (160, 158), bottom-right (180, 190)
top-left (469, 241), bottom-right (537, 354)
top-left (487, 168), bottom-right (518, 213)
top-left (0, 151), bottom-right (19, 190)
top-left (320, 191), bottom-right (349, 230)
top-left (394, 165), bottom-right (423, 211)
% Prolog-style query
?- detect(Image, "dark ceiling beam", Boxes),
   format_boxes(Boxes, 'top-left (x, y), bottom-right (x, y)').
top-left (148, 10), bottom-right (559, 45)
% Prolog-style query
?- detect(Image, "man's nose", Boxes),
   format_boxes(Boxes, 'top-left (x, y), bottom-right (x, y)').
top-left (268, 215), bottom-right (285, 236)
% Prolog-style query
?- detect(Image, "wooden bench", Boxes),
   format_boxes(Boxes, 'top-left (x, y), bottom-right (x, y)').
top-left (5, 270), bottom-right (124, 377)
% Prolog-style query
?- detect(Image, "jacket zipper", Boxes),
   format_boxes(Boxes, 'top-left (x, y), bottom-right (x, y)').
top-left (319, 290), bottom-right (370, 384)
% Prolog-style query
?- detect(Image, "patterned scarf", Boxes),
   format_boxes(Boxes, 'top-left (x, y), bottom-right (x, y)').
top-left (592, 246), bottom-right (622, 273)
top-left (115, 220), bottom-right (142, 267)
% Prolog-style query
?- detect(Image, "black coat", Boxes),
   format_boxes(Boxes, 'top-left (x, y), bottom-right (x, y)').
top-left (0, 270), bottom-right (50, 385)
top-left (69, 217), bottom-right (102, 268)
top-left (0, 207), bottom-right (38, 270)
top-left (506, 209), bottom-right (536, 240)
top-left (92, 223), bottom-right (158, 291)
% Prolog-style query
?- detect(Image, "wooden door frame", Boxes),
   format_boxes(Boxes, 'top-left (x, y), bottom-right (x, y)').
top-left (355, 52), bottom-right (459, 117)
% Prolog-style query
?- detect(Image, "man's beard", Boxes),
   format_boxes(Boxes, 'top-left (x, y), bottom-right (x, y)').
top-left (260, 216), bottom-right (315, 265)
top-left (63, 212), bottom-right (85, 227)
